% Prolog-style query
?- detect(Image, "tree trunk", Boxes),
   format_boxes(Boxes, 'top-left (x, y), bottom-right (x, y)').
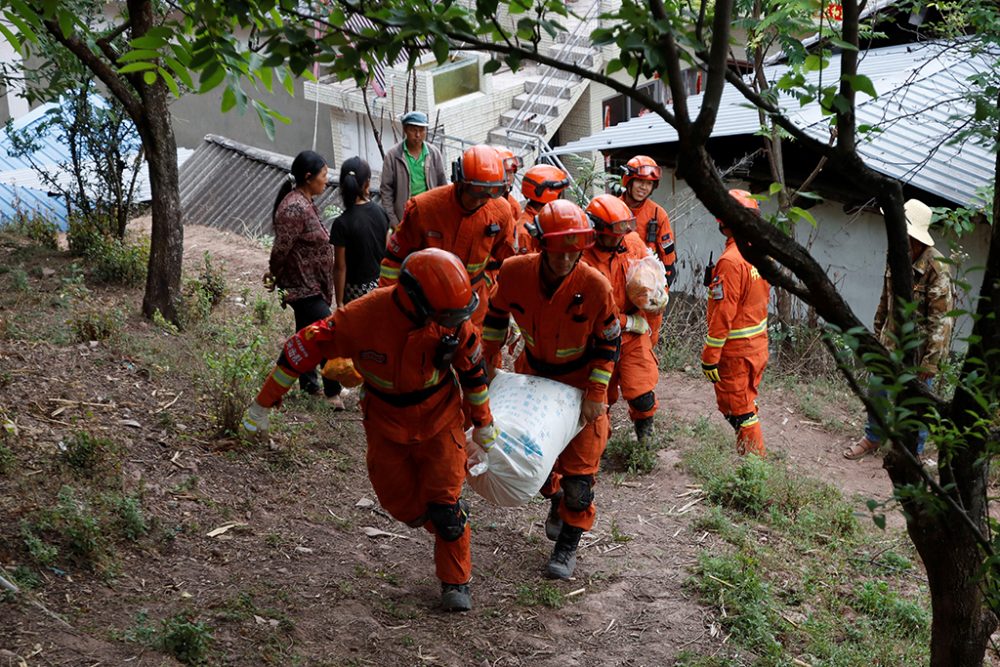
top-left (137, 82), bottom-right (183, 323)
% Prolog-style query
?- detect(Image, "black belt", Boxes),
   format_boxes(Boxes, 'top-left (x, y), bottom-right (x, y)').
top-left (470, 272), bottom-right (486, 285)
top-left (363, 377), bottom-right (452, 407)
top-left (524, 348), bottom-right (590, 376)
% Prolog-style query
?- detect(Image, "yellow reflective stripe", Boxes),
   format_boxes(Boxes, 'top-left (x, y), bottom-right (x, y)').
top-left (521, 330), bottom-right (535, 347)
top-left (467, 388), bottom-right (488, 406)
top-left (482, 327), bottom-right (506, 342)
top-left (589, 368), bottom-right (612, 385)
top-left (555, 346), bottom-right (586, 359)
top-left (704, 335), bottom-right (726, 348)
top-left (729, 317), bottom-right (768, 339)
top-left (466, 259), bottom-right (489, 274)
top-left (273, 367), bottom-right (296, 388)
top-left (380, 265), bottom-right (400, 280)
top-left (424, 369), bottom-right (441, 388)
top-left (359, 368), bottom-right (393, 389)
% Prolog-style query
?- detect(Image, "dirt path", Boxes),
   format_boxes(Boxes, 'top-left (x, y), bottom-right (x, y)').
top-left (0, 221), bottom-right (902, 666)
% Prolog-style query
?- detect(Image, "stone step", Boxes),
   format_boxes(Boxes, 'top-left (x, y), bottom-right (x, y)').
top-left (542, 43), bottom-right (597, 69)
top-left (524, 77), bottom-right (579, 99)
top-left (486, 128), bottom-right (535, 149)
top-left (512, 93), bottom-right (571, 117)
top-left (497, 109), bottom-right (549, 136)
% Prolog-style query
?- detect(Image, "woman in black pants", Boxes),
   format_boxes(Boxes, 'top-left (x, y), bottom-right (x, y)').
top-left (269, 150), bottom-right (344, 408)
top-left (330, 156), bottom-right (390, 309)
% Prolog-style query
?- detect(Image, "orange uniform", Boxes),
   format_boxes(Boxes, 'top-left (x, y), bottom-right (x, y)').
top-left (624, 196), bottom-right (676, 346)
top-left (701, 237), bottom-right (770, 456)
top-left (254, 287), bottom-right (492, 585)
top-left (581, 233), bottom-right (659, 421)
top-left (482, 254), bottom-right (620, 531)
top-left (379, 184), bottom-right (516, 326)
top-left (514, 204), bottom-right (542, 255)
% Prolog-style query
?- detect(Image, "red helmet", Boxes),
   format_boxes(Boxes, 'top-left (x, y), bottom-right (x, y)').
top-left (495, 147), bottom-right (522, 175)
top-left (622, 155), bottom-right (661, 189)
top-left (521, 164), bottom-right (570, 204)
top-left (453, 145), bottom-right (506, 199)
top-left (586, 194), bottom-right (636, 242)
top-left (729, 188), bottom-right (760, 210)
top-left (529, 200), bottom-right (594, 253)
top-left (397, 248), bottom-right (479, 327)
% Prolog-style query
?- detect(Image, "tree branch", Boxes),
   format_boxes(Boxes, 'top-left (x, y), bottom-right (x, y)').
top-left (691, 0), bottom-right (735, 143)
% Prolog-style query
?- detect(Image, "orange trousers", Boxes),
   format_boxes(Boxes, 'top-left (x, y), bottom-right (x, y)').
top-left (364, 418), bottom-right (471, 585)
top-left (540, 412), bottom-right (610, 531)
top-left (714, 349), bottom-right (767, 456)
top-left (607, 331), bottom-right (659, 421)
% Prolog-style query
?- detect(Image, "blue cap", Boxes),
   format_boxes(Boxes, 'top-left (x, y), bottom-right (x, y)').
top-left (400, 111), bottom-right (429, 127)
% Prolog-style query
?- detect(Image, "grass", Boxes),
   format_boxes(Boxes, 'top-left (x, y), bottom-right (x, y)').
top-left (671, 416), bottom-right (930, 665)
top-left (515, 581), bottom-right (565, 608)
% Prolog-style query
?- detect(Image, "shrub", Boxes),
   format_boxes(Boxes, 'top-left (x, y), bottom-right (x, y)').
top-left (159, 614), bottom-right (213, 665)
top-left (105, 493), bottom-right (148, 541)
top-left (87, 235), bottom-right (149, 287)
top-left (20, 522), bottom-right (58, 566)
top-left (202, 320), bottom-right (271, 436)
top-left (704, 455), bottom-right (771, 516)
top-left (604, 431), bottom-right (658, 474)
top-left (1, 211), bottom-right (59, 249)
top-left (693, 551), bottom-right (781, 655)
top-left (60, 431), bottom-right (118, 474)
top-left (852, 580), bottom-right (930, 637)
top-left (69, 306), bottom-right (124, 342)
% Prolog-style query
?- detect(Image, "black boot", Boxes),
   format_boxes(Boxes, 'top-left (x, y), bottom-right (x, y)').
top-left (546, 524), bottom-right (584, 580)
top-left (440, 582), bottom-right (471, 612)
top-left (544, 490), bottom-right (563, 541)
top-left (634, 417), bottom-right (655, 445)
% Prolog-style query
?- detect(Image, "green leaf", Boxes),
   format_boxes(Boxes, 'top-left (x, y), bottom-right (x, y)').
top-left (606, 59), bottom-right (624, 75)
top-left (199, 64), bottom-right (226, 93)
top-left (844, 74), bottom-right (878, 99)
top-left (56, 11), bottom-right (75, 39)
top-left (769, 182), bottom-right (783, 195)
top-left (157, 66), bottom-right (180, 97)
top-left (253, 100), bottom-right (276, 141)
top-left (257, 66), bottom-right (273, 92)
top-left (143, 70), bottom-right (157, 86)
top-left (827, 37), bottom-right (858, 52)
top-left (3, 11), bottom-right (39, 44)
top-left (788, 206), bottom-right (817, 227)
top-left (130, 34), bottom-right (167, 50)
top-left (432, 38), bottom-right (449, 64)
top-left (0, 21), bottom-right (23, 51)
top-left (221, 85), bottom-right (236, 113)
top-left (117, 49), bottom-right (162, 64)
top-left (804, 54), bottom-right (827, 72)
top-left (164, 57), bottom-right (195, 89)
top-left (873, 514), bottom-right (886, 530)
top-left (483, 59), bottom-right (502, 75)
top-left (118, 62), bottom-right (158, 73)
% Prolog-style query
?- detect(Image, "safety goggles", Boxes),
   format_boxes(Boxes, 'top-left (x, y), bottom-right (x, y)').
top-left (463, 181), bottom-right (506, 199)
top-left (431, 292), bottom-right (480, 328)
top-left (524, 176), bottom-right (570, 199)
top-left (624, 164), bottom-right (661, 180)
top-left (538, 230), bottom-right (595, 253)
top-left (588, 213), bottom-right (636, 236)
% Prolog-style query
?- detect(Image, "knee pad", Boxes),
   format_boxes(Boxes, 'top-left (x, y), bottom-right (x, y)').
top-left (426, 501), bottom-right (468, 542)
top-left (628, 391), bottom-right (657, 413)
top-left (561, 475), bottom-right (595, 512)
top-left (726, 412), bottom-right (756, 431)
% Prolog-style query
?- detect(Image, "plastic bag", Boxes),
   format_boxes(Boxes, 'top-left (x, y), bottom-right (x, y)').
top-left (321, 357), bottom-right (363, 387)
top-left (466, 371), bottom-right (583, 507)
top-left (626, 252), bottom-right (669, 312)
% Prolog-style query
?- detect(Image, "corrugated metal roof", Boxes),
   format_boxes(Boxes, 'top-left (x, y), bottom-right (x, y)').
top-left (179, 134), bottom-right (344, 238)
top-left (553, 40), bottom-right (996, 206)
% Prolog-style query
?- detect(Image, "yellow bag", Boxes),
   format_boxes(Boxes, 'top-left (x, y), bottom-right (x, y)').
top-left (321, 357), bottom-right (363, 387)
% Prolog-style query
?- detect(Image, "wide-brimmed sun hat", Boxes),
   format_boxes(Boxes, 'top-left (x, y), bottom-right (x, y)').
top-left (903, 199), bottom-right (935, 247)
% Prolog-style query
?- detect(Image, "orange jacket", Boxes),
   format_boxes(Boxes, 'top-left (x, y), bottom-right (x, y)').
top-left (701, 237), bottom-right (770, 365)
top-left (482, 254), bottom-right (620, 402)
top-left (581, 232), bottom-right (650, 327)
top-left (623, 196), bottom-right (677, 287)
top-left (255, 287), bottom-right (492, 443)
top-left (514, 203), bottom-right (542, 255)
top-left (506, 193), bottom-right (522, 223)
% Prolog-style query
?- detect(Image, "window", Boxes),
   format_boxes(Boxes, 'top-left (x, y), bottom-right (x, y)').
top-left (433, 58), bottom-right (480, 104)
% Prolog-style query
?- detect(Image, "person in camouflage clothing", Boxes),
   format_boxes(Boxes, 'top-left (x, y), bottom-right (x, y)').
top-left (844, 199), bottom-right (954, 460)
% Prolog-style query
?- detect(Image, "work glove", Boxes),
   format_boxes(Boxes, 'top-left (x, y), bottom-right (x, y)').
top-left (242, 400), bottom-right (271, 435)
top-left (472, 422), bottom-right (500, 450)
top-left (624, 314), bottom-right (650, 336)
top-left (701, 362), bottom-right (720, 384)
top-left (262, 272), bottom-right (276, 293)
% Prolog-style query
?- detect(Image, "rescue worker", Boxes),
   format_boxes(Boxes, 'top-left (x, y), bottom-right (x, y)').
top-left (496, 147), bottom-right (523, 222)
top-left (482, 200), bottom-right (621, 580)
top-left (243, 248), bottom-right (498, 612)
top-left (515, 164), bottom-right (570, 254)
top-left (582, 194), bottom-right (660, 444)
top-left (700, 189), bottom-right (770, 456)
top-left (843, 198), bottom-right (954, 460)
top-left (379, 145), bottom-right (516, 329)
top-left (621, 155), bottom-right (677, 346)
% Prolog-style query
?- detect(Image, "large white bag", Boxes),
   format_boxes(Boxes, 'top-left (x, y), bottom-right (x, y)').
top-left (467, 371), bottom-right (583, 506)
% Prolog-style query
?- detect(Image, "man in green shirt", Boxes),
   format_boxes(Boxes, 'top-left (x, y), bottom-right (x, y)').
top-left (380, 111), bottom-right (448, 229)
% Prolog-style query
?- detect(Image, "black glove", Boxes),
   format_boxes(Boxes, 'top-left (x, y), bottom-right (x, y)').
top-left (702, 362), bottom-right (720, 383)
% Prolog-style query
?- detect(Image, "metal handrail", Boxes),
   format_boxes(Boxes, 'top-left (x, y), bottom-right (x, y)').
top-left (505, 0), bottom-right (604, 134)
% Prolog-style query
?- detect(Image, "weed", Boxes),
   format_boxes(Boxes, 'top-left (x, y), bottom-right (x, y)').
top-left (673, 653), bottom-right (736, 667)
top-left (603, 432), bottom-right (658, 474)
top-left (608, 518), bottom-right (632, 543)
top-left (515, 581), bottom-right (565, 608)
top-left (10, 268), bottom-right (29, 291)
top-left (152, 308), bottom-right (180, 334)
top-left (159, 613), bottom-right (213, 665)
top-left (87, 235), bottom-right (149, 287)
top-left (253, 294), bottom-right (273, 326)
top-left (52, 486), bottom-right (104, 564)
top-left (70, 306), bottom-right (124, 342)
top-left (20, 523), bottom-right (58, 566)
top-left (59, 431), bottom-right (118, 474)
top-left (704, 455), bottom-right (771, 517)
top-left (105, 493), bottom-right (148, 541)
top-left (122, 610), bottom-right (158, 645)
top-left (2, 211), bottom-right (59, 249)
top-left (852, 580), bottom-right (930, 637)
top-left (202, 319), bottom-right (271, 436)
top-left (7, 565), bottom-right (40, 591)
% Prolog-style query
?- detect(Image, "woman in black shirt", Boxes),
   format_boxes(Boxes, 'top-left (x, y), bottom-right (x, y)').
top-left (330, 156), bottom-right (391, 308)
